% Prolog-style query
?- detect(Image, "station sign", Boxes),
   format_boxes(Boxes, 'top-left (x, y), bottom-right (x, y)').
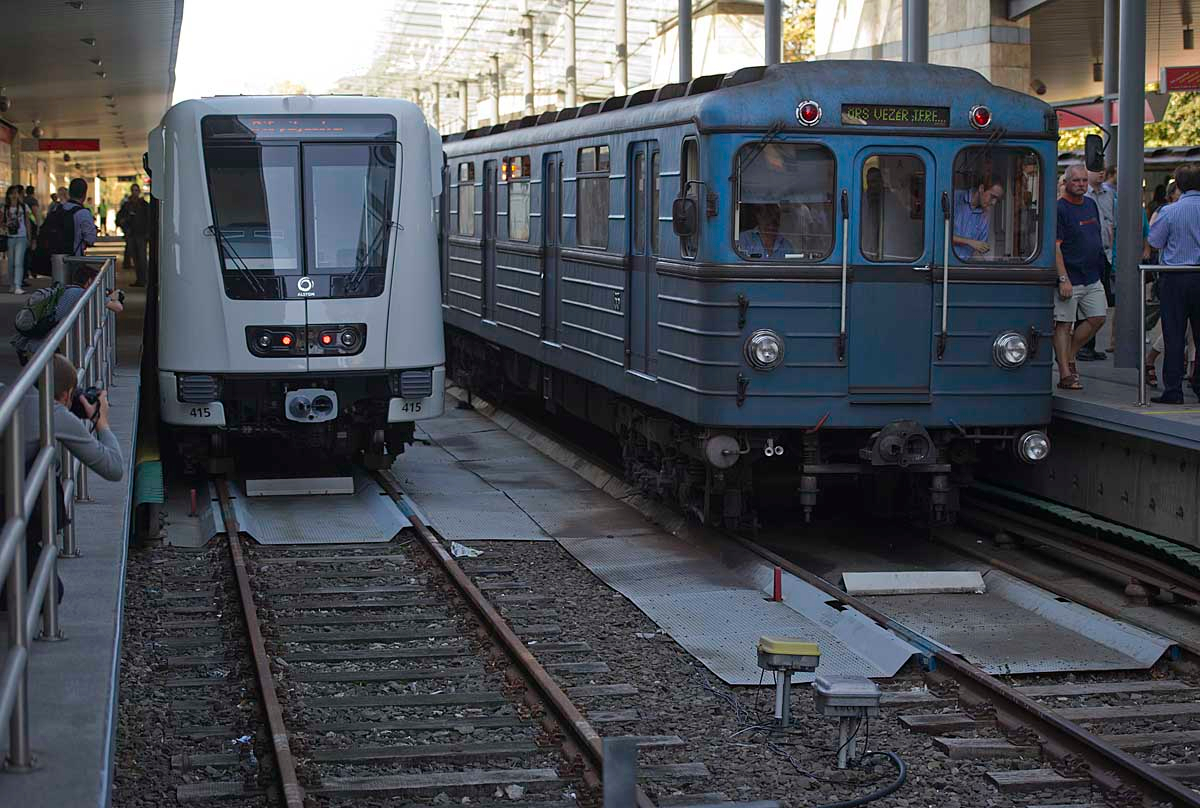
top-left (1161, 66), bottom-right (1200, 93)
top-left (37, 138), bottom-right (100, 151)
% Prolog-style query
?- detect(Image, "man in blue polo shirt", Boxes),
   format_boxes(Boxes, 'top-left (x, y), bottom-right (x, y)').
top-left (1147, 163), bottom-right (1200, 404)
top-left (952, 176), bottom-right (1004, 261)
top-left (1053, 164), bottom-right (1108, 390)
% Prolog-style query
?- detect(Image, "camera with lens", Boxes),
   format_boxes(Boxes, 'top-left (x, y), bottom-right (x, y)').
top-left (70, 385), bottom-right (102, 421)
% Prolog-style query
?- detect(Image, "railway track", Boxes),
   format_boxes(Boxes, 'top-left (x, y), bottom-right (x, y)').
top-left (151, 476), bottom-right (660, 807)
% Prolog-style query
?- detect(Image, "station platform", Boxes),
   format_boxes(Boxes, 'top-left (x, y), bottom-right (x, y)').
top-left (0, 240), bottom-right (143, 808)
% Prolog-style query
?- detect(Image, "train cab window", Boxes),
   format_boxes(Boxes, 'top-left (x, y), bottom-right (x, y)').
top-left (458, 162), bottom-right (476, 236)
top-left (504, 155), bottom-right (531, 241)
top-left (951, 146), bottom-right (1041, 263)
top-left (734, 143), bottom-right (834, 262)
top-left (204, 145), bottom-right (302, 299)
top-left (680, 139), bottom-right (699, 258)
top-left (860, 155), bottom-right (925, 262)
top-left (577, 145), bottom-right (610, 249)
top-left (303, 143), bottom-right (396, 296)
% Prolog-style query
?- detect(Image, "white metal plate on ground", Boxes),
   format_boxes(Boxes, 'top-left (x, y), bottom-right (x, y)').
top-left (860, 570), bottom-right (1171, 674)
top-left (245, 476), bottom-right (355, 497)
top-left (212, 475), bottom-right (409, 544)
top-left (842, 571), bottom-right (986, 596)
top-left (406, 491), bottom-right (552, 541)
top-left (557, 532), bottom-right (916, 685)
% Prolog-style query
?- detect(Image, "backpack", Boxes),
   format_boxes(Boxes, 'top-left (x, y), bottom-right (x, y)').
top-left (13, 284), bottom-right (66, 339)
top-left (38, 202), bottom-right (81, 257)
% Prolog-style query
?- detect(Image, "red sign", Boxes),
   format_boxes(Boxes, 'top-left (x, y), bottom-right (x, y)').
top-left (0, 124), bottom-right (14, 145)
top-left (37, 138), bottom-right (99, 151)
top-left (1162, 66), bottom-right (1200, 93)
top-left (1055, 95), bottom-right (1171, 130)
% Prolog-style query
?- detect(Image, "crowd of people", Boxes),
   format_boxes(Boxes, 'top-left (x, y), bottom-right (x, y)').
top-left (1053, 159), bottom-right (1200, 405)
top-left (0, 179), bottom-right (149, 294)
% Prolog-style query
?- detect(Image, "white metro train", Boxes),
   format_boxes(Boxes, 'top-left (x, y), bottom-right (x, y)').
top-left (147, 96), bottom-right (446, 472)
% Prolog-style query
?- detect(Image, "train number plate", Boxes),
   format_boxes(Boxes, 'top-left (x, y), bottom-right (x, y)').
top-left (840, 104), bottom-right (950, 128)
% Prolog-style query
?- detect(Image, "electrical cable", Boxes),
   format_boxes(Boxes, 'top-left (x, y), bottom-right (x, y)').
top-left (810, 751), bottom-right (908, 808)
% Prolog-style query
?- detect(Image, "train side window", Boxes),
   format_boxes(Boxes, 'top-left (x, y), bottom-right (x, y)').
top-left (951, 146), bottom-right (1041, 264)
top-left (632, 151), bottom-right (646, 253)
top-left (458, 162), bottom-right (476, 237)
top-left (505, 155), bottom-right (531, 242)
top-left (680, 138), bottom-right (699, 258)
top-left (650, 150), bottom-right (661, 255)
top-left (860, 155), bottom-right (925, 263)
top-left (735, 142), bottom-right (834, 262)
top-left (577, 145), bottom-right (610, 249)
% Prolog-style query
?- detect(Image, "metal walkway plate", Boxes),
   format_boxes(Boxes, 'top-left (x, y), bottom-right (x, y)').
top-left (557, 532), bottom-right (916, 685)
top-left (861, 570), bottom-right (1171, 674)
top-left (212, 474), bottom-right (410, 545)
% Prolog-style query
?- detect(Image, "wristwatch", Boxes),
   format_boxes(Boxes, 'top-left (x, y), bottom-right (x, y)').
top-left (1058, 274), bottom-right (1069, 283)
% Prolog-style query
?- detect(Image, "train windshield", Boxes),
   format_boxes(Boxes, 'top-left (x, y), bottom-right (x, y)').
top-left (735, 143), bottom-right (835, 262)
top-left (205, 145), bottom-right (302, 299)
top-left (205, 140), bottom-right (398, 300)
top-left (951, 146), bottom-right (1041, 264)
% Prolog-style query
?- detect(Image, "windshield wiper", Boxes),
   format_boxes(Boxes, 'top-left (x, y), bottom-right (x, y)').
top-left (345, 220), bottom-right (394, 294)
top-left (206, 224), bottom-right (266, 295)
top-left (733, 120), bottom-right (786, 179)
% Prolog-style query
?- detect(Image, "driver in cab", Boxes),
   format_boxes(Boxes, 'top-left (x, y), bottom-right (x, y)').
top-left (738, 203), bottom-right (795, 260)
top-left (952, 175), bottom-right (1004, 260)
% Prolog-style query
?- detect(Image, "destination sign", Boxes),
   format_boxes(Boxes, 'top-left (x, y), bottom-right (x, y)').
top-left (840, 104), bottom-right (950, 128)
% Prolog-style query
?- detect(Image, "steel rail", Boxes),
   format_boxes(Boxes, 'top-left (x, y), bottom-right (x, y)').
top-left (726, 533), bottom-right (1200, 808)
top-left (374, 470), bottom-right (656, 808)
top-left (215, 481), bottom-right (305, 808)
top-left (959, 494), bottom-right (1200, 605)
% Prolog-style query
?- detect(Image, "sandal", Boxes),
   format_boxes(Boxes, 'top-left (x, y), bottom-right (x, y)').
top-left (1146, 365), bottom-right (1159, 388)
top-left (1057, 375), bottom-right (1084, 390)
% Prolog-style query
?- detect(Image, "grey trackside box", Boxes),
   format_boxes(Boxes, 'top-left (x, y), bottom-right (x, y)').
top-left (812, 675), bottom-right (881, 718)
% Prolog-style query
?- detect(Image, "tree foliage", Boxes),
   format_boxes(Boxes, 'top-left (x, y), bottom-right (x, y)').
top-left (1059, 92), bottom-right (1200, 152)
top-left (783, 0), bottom-right (816, 63)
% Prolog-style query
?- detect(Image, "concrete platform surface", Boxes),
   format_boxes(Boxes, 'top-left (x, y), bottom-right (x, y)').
top-left (0, 241), bottom-right (142, 808)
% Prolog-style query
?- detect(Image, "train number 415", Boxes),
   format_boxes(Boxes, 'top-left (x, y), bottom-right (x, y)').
top-left (401, 401), bottom-right (423, 413)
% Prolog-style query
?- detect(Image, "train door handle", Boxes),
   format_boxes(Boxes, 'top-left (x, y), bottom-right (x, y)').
top-left (913, 265), bottom-right (932, 272)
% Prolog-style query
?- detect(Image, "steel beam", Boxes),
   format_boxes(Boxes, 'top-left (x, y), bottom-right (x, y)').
top-left (907, 0), bottom-right (928, 63)
top-left (459, 79), bottom-right (469, 131)
top-left (765, 0), bottom-right (781, 65)
top-left (1114, 0), bottom-right (1145, 369)
top-left (490, 55), bottom-right (501, 125)
top-left (432, 81), bottom-right (441, 131)
top-left (566, 0), bottom-right (578, 107)
top-left (1103, 0), bottom-right (1119, 165)
top-left (615, 0), bottom-right (628, 94)
top-left (523, 12), bottom-right (535, 115)
top-left (679, 0), bottom-right (692, 83)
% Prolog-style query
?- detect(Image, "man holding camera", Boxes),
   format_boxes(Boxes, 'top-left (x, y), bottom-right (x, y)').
top-left (48, 354), bottom-right (123, 482)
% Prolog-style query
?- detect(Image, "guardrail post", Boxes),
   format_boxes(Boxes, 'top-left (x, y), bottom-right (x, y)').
top-left (4, 412), bottom-right (33, 771)
top-left (37, 363), bottom-right (62, 641)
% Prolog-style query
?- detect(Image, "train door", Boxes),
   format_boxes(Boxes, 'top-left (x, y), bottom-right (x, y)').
top-left (848, 148), bottom-right (935, 399)
top-left (482, 159), bottom-right (498, 320)
top-left (542, 152), bottom-right (563, 343)
top-left (627, 141), bottom-right (659, 376)
top-left (439, 163), bottom-right (450, 303)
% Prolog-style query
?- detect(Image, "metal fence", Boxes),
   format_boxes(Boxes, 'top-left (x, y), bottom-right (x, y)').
top-left (0, 255), bottom-right (117, 770)
top-left (1138, 264), bottom-right (1200, 407)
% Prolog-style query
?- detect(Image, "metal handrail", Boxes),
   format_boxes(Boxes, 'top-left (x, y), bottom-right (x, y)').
top-left (1137, 263), bottom-right (1200, 406)
top-left (0, 255), bottom-right (116, 771)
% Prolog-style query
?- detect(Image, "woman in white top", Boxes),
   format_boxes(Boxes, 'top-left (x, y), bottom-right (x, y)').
top-left (3, 185), bottom-right (32, 294)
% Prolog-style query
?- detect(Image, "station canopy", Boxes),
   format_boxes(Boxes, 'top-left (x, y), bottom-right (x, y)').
top-left (0, 0), bottom-right (183, 178)
top-left (337, 0), bottom-right (683, 130)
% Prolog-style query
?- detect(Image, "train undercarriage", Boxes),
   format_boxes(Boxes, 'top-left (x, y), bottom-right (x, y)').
top-left (448, 328), bottom-right (1045, 530)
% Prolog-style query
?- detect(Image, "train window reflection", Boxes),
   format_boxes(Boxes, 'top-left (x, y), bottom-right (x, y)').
top-left (860, 155), bottom-right (925, 263)
top-left (303, 143), bottom-right (396, 292)
top-left (458, 162), bottom-right (476, 236)
top-left (735, 143), bottom-right (834, 262)
top-left (952, 146), bottom-right (1041, 264)
top-left (204, 145), bottom-right (301, 298)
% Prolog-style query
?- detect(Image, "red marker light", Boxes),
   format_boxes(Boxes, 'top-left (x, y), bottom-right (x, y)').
top-left (280, 334), bottom-right (293, 347)
top-left (796, 100), bottom-right (822, 127)
top-left (321, 333), bottom-right (333, 345)
top-left (970, 105), bottom-right (992, 129)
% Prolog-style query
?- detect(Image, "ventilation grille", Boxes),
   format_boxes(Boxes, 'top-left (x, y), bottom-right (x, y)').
top-left (399, 369), bottom-right (433, 400)
top-left (177, 374), bottom-right (219, 404)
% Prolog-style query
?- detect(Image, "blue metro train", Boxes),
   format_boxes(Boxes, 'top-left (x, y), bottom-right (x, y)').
top-left (438, 61), bottom-right (1056, 527)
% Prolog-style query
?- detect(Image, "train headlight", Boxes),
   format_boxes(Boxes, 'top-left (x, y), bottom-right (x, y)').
top-left (745, 329), bottom-right (785, 370)
top-left (1017, 430), bottom-right (1050, 463)
top-left (992, 331), bottom-right (1029, 368)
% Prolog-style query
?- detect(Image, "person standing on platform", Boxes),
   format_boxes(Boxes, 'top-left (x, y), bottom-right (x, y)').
top-left (116, 184), bottom-right (149, 286)
top-left (1078, 166), bottom-right (1116, 361)
top-left (1053, 164), bottom-right (1108, 391)
top-left (1147, 163), bottom-right (1200, 404)
top-left (3, 185), bottom-right (33, 294)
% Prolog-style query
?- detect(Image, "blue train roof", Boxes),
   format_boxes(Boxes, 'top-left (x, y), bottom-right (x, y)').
top-left (443, 60), bottom-right (1056, 156)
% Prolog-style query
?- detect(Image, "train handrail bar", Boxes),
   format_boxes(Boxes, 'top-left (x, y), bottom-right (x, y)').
top-left (0, 255), bottom-right (117, 772)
